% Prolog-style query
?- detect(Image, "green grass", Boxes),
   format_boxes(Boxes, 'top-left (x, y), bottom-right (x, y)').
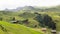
top-left (0, 21), bottom-right (43, 34)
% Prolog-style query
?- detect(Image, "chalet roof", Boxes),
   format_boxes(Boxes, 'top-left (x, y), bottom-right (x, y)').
top-left (42, 28), bottom-right (47, 30)
top-left (51, 30), bottom-right (56, 32)
top-left (11, 21), bottom-right (17, 22)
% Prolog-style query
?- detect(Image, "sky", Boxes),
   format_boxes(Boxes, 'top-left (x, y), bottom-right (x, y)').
top-left (0, 0), bottom-right (60, 10)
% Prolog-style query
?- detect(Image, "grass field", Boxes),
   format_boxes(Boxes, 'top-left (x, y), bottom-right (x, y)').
top-left (0, 21), bottom-right (43, 34)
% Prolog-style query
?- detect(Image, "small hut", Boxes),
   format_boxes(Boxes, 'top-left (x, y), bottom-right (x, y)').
top-left (51, 30), bottom-right (56, 34)
top-left (11, 20), bottom-right (19, 23)
top-left (41, 28), bottom-right (47, 33)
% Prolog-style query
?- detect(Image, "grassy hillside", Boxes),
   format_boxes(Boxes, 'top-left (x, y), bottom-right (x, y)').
top-left (0, 6), bottom-right (60, 34)
top-left (0, 21), bottom-right (43, 34)
top-left (0, 10), bottom-right (60, 34)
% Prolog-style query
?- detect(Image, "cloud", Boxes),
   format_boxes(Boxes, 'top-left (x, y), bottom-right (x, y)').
top-left (0, 0), bottom-right (60, 10)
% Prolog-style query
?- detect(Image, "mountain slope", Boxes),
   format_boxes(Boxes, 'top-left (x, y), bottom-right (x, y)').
top-left (0, 21), bottom-right (43, 34)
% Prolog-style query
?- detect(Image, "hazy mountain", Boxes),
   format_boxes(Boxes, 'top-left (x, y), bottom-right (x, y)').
top-left (4, 6), bottom-right (60, 12)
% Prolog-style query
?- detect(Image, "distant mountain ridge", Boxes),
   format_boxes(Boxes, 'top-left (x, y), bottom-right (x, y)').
top-left (4, 6), bottom-right (60, 12)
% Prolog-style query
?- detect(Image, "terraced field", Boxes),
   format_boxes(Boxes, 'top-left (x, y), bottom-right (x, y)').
top-left (0, 21), bottom-right (43, 34)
